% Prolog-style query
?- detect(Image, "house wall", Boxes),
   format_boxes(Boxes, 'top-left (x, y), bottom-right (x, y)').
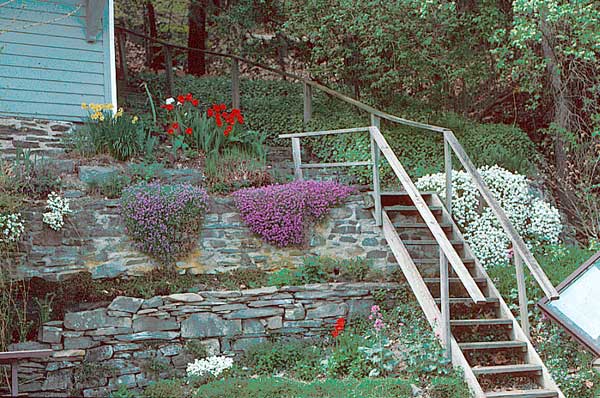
top-left (0, 0), bottom-right (116, 121)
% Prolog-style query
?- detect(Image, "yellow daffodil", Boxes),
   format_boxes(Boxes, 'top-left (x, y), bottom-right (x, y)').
top-left (81, 102), bottom-right (87, 109)
top-left (115, 107), bottom-right (124, 118)
top-left (132, 115), bottom-right (139, 124)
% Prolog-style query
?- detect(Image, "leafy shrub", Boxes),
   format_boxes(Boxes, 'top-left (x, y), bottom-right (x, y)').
top-left (120, 182), bottom-right (209, 264)
top-left (143, 379), bottom-right (185, 398)
top-left (233, 180), bottom-right (355, 247)
top-left (416, 166), bottom-right (562, 267)
top-left (69, 104), bottom-right (153, 161)
top-left (242, 339), bottom-right (321, 380)
top-left (195, 377), bottom-right (414, 398)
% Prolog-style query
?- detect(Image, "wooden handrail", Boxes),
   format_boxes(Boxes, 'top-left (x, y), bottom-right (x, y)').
top-left (443, 130), bottom-right (559, 300)
top-left (368, 126), bottom-right (486, 303)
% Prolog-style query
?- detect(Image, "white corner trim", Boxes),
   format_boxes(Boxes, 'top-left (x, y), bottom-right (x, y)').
top-left (108, 0), bottom-right (117, 112)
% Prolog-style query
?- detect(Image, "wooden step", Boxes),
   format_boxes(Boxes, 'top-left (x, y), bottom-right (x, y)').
top-left (424, 277), bottom-right (487, 286)
top-left (450, 319), bottom-right (512, 327)
top-left (414, 258), bottom-right (475, 266)
top-left (376, 191), bottom-right (439, 197)
top-left (472, 364), bottom-right (542, 376)
top-left (459, 341), bottom-right (527, 351)
top-left (394, 222), bottom-right (452, 230)
top-left (435, 297), bottom-right (499, 305)
top-left (486, 389), bottom-right (558, 398)
top-left (384, 205), bottom-right (443, 213)
top-left (403, 239), bottom-right (464, 246)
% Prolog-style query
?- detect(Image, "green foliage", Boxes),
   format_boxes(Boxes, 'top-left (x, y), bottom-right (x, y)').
top-left (195, 377), bottom-right (414, 398)
top-left (267, 256), bottom-right (375, 286)
top-left (86, 163), bottom-right (166, 198)
top-left (185, 340), bottom-right (209, 360)
top-left (68, 108), bottom-right (153, 161)
top-left (427, 375), bottom-right (472, 398)
top-left (242, 339), bottom-right (321, 380)
top-left (109, 385), bottom-right (137, 398)
top-left (5, 149), bottom-right (62, 199)
top-left (144, 379), bottom-right (186, 398)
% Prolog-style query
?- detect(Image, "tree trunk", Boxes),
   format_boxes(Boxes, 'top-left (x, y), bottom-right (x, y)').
top-left (145, 1), bottom-right (161, 69)
top-left (539, 10), bottom-right (570, 180)
top-left (188, 0), bottom-right (208, 76)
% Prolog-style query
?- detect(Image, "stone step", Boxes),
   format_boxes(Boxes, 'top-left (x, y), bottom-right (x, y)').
top-left (485, 389), bottom-right (558, 398)
top-left (472, 364), bottom-right (542, 376)
top-left (459, 340), bottom-right (527, 351)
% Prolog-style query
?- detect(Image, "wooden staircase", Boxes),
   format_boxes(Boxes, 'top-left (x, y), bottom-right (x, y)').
top-left (377, 191), bottom-right (564, 398)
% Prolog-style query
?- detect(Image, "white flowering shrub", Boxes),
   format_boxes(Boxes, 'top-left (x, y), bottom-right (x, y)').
top-left (0, 212), bottom-right (25, 244)
top-left (186, 356), bottom-right (233, 379)
top-left (42, 192), bottom-right (72, 231)
top-left (416, 166), bottom-right (562, 267)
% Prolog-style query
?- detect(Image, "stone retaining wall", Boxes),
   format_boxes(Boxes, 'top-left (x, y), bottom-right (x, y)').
top-left (7, 194), bottom-right (396, 281)
top-left (0, 118), bottom-right (72, 157)
top-left (8, 282), bottom-right (402, 397)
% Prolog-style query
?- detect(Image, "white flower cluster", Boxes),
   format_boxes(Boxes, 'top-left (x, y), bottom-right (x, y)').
top-left (416, 165), bottom-right (562, 267)
top-left (186, 356), bottom-right (233, 378)
top-left (0, 212), bottom-right (25, 243)
top-left (42, 192), bottom-right (72, 231)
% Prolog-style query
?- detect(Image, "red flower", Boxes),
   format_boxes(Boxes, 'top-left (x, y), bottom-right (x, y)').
top-left (172, 122), bottom-right (179, 129)
top-left (185, 93), bottom-right (193, 101)
top-left (191, 99), bottom-right (199, 107)
top-left (215, 114), bottom-right (223, 127)
top-left (224, 125), bottom-right (232, 136)
top-left (167, 128), bottom-right (174, 135)
top-left (331, 329), bottom-right (339, 338)
top-left (161, 104), bottom-right (174, 111)
top-left (185, 127), bottom-right (193, 135)
top-left (177, 95), bottom-right (185, 104)
top-left (219, 103), bottom-right (227, 111)
top-left (207, 108), bottom-right (214, 117)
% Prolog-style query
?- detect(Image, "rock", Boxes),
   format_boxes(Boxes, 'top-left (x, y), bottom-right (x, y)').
top-left (159, 343), bottom-right (182, 357)
top-left (86, 327), bottom-right (133, 336)
top-left (91, 260), bottom-right (127, 279)
top-left (348, 299), bottom-right (375, 318)
top-left (64, 336), bottom-right (99, 350)
top-left (41, 326), bottom-right (62, 344)
top-left (284, 304), bottom-right (306, 321)
top-left (108, 374), bottom-right (136, 388)
top-left (142, 296), bottom-right (164, 309)
top-left (163, 168), bottom-right (204, 185)
top-left (306, 303), bottom-right (348, 319)
top-left (266, 316), bottom-right (283, 330)
top-left (8, 341), bottom-right (50, 351)
top-left (241, 286), bottom-right (278, 295)
top-left (133, 316), bottom-right (179, 332)
top-left (411, 384), bottom-right (423, 397)
top-left (165, 293), bottom-right (204, 303)
top-left (108, 296), bottom-right (144, 313)
top-left (78, 166), bottom-right (119, 184)
top-left (42, 369), bottom-right (73, 391)
top-left (115, 331), bottom-right (180, 342)
top-left (52, 350), bottom-right (85, 359)
top-left (85, 345), bottom-right (114, 362)
top-left (181, 313), bottom-right (241, 338)
top-left (243, 319), bottom-right (265, 334)
top-left (64, 309), bottom-right (131, 331)
top-left (232, 337), bottom-right (266, 352)
top-left (361, 237), bottom-right (379, 247)
top-left (225, 307), bottom-right (283, 320)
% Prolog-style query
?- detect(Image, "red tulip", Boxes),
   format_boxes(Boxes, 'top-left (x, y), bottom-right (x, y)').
top-left (185, 127), bottom-right (193, 135)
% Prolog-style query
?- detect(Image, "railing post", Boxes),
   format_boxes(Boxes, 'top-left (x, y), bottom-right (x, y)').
top-left (291, 137), bottom-right (303, 180)
top-left (164, 45), bottom-right (174, 97)
top-left (303, 82), bottom-right (312, 125)
top-left (117, 30), bottom-right (129, 84)
top-left (514, 248), bottom-right (531, 339)
top-left (231, 58), bottom-right (240, 109)
top-left (440, 131), bottom-right (452, 360)
top-left (370, 114), bottom-right (382, 226)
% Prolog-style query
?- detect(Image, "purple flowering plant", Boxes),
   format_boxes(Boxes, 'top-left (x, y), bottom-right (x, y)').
top-left (233, 180), bottom-right (355, 247)
top-left (120, 182), bottom-right (209, 264)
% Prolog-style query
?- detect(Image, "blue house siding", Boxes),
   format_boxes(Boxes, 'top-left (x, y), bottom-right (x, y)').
top-left (0, 0), bottom-right (116, 121)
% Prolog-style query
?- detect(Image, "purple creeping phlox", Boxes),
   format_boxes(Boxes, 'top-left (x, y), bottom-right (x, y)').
top-left (120, 182), bottom-right (209, 264)
top-left (232, 180), bottom-right (355, 247)
top-left (369, 304), bottom-right (385, 333)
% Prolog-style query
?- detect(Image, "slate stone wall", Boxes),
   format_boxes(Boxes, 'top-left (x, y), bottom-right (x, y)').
top-left (0, 117), bottom-right (71, 157)
top-left (8, 282), bottom-right (402, 397)
top-left (6, 194), bottom-right (396, 281)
